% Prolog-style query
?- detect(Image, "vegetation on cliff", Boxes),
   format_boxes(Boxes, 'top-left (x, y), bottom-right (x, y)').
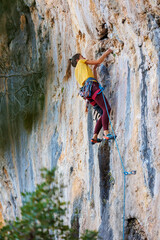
top-left (0, 168), bottom-right (98, 240)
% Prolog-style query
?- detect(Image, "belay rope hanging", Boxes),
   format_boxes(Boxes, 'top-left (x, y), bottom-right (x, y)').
top-left (98, 85), bottom-right (136, 240)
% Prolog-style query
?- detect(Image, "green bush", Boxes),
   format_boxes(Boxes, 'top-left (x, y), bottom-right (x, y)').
top-left (0, 168), bottom-right (98, 240)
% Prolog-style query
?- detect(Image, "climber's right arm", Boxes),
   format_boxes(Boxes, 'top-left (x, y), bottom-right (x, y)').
top-left (93, 64), bottom-right (98, 80)
top-left (86, 49), bottom-right (112, 65)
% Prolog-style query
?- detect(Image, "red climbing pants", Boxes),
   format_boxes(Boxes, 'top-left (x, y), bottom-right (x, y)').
top-left (89, 82), bottom-right (111, 135)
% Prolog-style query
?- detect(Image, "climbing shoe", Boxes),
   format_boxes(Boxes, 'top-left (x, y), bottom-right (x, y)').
top-left (91, 138), bottom-right (102, 145)
top-left (103, 133), bottom-right (117, 141)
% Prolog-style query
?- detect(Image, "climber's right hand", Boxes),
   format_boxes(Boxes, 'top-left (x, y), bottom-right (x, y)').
top-left (106, 48), bottom-right (113, 54)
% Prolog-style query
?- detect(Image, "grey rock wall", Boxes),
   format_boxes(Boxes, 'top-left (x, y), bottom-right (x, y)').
top-left (0, 0), bottom-right (160, 239)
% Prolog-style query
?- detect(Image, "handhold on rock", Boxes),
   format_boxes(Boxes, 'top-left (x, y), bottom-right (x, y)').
top-left (96, 22), bottom-right (108, 40)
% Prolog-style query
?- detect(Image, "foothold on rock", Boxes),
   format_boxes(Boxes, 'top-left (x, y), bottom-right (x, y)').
top-left (70, 167), bottom-right (74, 175)
top-left (20, 15), bottom-right (26, 31)
top-left (125, 218), bottom-right (148, 240)
top-left (122, 18), bottom-right (126, 24)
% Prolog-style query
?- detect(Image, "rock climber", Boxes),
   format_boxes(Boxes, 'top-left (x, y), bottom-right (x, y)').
top-left (69, 49), bottom-right (115, 144)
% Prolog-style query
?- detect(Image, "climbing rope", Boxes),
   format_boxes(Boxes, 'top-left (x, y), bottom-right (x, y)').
top-left (98, 86), bottom-right (136, 240)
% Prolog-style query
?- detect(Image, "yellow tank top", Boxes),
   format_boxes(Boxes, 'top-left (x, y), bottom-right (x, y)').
top-left (75, 59), bottom-right (94, 86)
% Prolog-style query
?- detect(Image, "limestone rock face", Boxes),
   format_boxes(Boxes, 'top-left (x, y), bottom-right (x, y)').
top-left (0, 0), bottom-right (160, 239)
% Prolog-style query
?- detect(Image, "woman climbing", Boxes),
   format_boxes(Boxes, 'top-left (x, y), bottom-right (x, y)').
top-left (69, 49), bottom-right (115, 144)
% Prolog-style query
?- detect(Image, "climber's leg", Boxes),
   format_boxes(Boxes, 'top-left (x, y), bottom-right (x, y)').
top-left (94, 92), bottom-right (111, 132)
top-left (90, 117), bottom-right (103, 144)
top-left (93, 92), bottom-right (116, 140)
top-left (91, 117), bottom-right (102, 144)
top-left (90, 82), bottom-right (105, 141)
top-left (94, 116), bottom-right (102, 135)
top-left (90, 82), bottom-right (115, 143)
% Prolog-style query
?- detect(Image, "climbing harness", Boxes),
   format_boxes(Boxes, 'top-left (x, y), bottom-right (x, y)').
top-left (79, 77), bottom-right (98, 99)
top-left (79, 77), bottom-right (103, 121)
top-left (98, 84), bottom-right (136, 240)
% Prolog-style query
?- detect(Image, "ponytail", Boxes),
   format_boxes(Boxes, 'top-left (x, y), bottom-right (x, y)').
top-left (63, 58), bottom-right (72, 81)
top-left (63, 53), bottom-right (80, 81)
